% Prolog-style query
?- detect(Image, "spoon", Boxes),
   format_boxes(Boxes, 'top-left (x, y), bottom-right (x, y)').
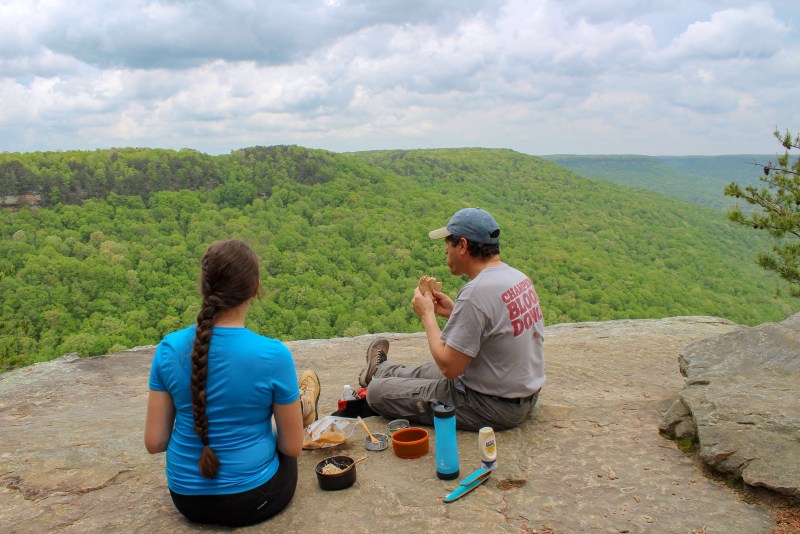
top-left (339, 455), bottom-right (368, 473)
top-left (358, 416), bottom-right (379, 444)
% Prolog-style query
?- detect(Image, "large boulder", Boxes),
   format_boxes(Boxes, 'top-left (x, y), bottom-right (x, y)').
top-left (661, 312), bottom-right (800, 497)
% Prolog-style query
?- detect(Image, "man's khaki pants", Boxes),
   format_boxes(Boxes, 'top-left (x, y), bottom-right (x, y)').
top-left (365, 361), bottom-right (538, 431)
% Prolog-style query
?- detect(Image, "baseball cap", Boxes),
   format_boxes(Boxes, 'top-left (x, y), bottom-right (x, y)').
top-left (428, 208), bottom-right (500, 244)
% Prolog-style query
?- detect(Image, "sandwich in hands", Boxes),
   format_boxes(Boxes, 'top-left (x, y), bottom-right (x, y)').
top-left (418, 276), bottom-right (442, 298)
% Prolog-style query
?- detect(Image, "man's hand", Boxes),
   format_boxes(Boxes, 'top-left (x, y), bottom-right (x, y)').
top-left (412, 287), bottom-right (435, 319)
top-left (413, 288), bottom-right (470, 378)
top-left (430, 288), bottom-right (454, 318)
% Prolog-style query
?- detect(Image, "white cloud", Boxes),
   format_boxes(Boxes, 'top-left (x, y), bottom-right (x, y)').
top-left (663, 4), bottom-right (789, 61)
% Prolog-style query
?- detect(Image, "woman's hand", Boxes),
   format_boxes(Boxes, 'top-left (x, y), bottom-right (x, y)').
top-left (144, 390), bottom-right (175, 454)
top-left (273, 400), bottom-right (304, 458)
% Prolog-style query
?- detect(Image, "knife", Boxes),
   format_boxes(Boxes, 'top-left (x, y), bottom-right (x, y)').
top-left (442, 468), bottom-right (491, 503)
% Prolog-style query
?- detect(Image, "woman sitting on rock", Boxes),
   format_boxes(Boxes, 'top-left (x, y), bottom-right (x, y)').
top-left (144, 239), bottom-right (320, 527)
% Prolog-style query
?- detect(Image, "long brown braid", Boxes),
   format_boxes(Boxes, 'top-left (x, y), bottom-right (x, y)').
top-left (191, 240), bottom-right (260, 478)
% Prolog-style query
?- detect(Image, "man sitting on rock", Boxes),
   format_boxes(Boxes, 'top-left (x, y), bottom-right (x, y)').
top-left (358, 208), bottom-right (545, 431)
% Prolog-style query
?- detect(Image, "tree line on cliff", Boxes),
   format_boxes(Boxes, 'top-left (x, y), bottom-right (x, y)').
top-left (0, 146), bottom-right (796, 372)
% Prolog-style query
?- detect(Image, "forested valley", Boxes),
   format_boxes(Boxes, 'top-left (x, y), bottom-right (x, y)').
top-left (1, 146), bottom-right (797, 372)
top-left (541, 154), bottom-right (772, 210)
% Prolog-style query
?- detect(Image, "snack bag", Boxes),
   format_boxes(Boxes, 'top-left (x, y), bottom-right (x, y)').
top-left (302, 416), bottom-right (359, 449)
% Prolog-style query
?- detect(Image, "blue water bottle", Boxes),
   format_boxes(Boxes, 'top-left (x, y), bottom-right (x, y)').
top-left (433, 403), bottom-right (459, 480)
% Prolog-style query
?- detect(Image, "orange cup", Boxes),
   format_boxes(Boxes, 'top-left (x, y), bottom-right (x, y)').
top-left (391, 427), bottom-right (429, 459)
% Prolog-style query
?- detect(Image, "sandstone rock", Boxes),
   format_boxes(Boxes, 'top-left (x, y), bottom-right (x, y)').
top-left (661, 312), bottom-right (800, 498)
top-left (659, 397), bottom-right (696, 440)
top-left (0, 317), bottom-right (787, 533)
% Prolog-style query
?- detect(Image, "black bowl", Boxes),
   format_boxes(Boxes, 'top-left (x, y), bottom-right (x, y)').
top-left (315, 455), bottom-right (357, 491)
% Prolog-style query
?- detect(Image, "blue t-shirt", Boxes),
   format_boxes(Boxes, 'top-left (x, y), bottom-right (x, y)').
top-left (148, 325), bottom-right (300, 495)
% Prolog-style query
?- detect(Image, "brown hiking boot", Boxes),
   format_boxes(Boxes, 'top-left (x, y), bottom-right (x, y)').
top-left (299, 370), bottom-right (320, 428)
top-left (358, 337), bottom-right (389, 388)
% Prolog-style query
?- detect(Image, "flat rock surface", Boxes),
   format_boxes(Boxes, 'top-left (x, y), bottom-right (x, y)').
top-left (670, 312), bottom-right (800, 497)
top-left (0, 316), bottom-right (790, 533)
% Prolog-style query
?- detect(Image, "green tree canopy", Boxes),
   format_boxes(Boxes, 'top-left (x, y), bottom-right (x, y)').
top-left (1, 146), bottom-right (798, 372)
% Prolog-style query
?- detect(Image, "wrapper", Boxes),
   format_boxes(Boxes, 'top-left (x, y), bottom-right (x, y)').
top-left (302, 416), bottom-right (359, 449)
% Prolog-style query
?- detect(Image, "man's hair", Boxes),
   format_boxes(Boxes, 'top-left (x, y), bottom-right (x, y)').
top-left (447, 234), bottom-right (500, 260)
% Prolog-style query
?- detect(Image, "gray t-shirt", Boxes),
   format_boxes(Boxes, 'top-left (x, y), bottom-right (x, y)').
top-left (441, 263), bottom-right (545, 398)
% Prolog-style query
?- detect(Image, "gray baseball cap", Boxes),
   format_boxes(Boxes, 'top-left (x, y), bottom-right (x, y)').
top-left (428, 208), bottom-right (500, 244)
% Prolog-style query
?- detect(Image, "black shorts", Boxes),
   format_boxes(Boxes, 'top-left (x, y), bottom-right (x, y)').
top-left (169, 451), bottom-right (298, 527)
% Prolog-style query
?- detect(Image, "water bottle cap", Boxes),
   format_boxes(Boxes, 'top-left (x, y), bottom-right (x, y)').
top-left (433, 403), bottom-right (455, 418)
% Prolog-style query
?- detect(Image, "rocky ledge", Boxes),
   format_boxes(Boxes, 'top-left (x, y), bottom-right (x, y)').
top-left (1, 316), bottom-right (797, 533)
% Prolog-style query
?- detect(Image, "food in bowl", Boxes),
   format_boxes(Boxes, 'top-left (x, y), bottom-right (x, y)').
top-left (315, 456), bottom-right (357, 491)
top-left (321, 463), bottom-right (344, 475)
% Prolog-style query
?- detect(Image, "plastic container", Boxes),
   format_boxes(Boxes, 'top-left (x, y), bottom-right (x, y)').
top-left (478, 426), bottom-right (497, 470)
top-left (391, 427), bottom-right (429, 459)
top-left (433, 404), bottom-right (459, 480)
top-left (315, 456), bottom-right (357, 491)
top-left (338, 384), bottom-right (357, 411)
top-left (342, 385), bottom-right (355, 400)
top-left (364, 432), bottom-right (390, 451)
top-left (386, 419), bottom-right (410, 435)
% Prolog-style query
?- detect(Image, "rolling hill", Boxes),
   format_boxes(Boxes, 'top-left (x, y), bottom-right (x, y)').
top-left (0, 146), bottom-right (797, 371)
top-left (541, 154), bottom-right (773, 209)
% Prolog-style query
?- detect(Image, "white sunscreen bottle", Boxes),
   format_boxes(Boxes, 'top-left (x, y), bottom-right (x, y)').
top-left (478, 426), bottom-right (497, 470)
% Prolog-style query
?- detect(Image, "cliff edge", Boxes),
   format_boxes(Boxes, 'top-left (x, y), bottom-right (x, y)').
top-left (1, 316), bottom-right (797, 533)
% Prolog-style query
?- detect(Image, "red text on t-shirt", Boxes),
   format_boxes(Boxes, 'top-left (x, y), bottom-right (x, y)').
top-left (501, 278), bottom-right (543, 337)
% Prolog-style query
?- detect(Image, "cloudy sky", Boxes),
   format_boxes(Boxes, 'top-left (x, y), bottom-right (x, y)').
top-left (2, 0), bottom-right (799, 156)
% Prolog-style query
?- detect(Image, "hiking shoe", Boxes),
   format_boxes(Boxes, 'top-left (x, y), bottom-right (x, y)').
top-left (358, 337), bottom-right (389, 388)
top-left (299, 370), bottom-right (320, 428)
